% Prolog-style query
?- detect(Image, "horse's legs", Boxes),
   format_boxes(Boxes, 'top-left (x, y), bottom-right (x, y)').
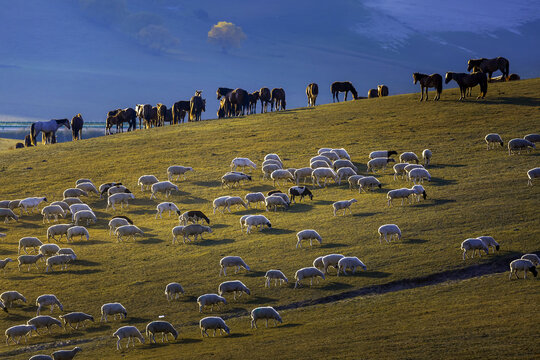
top-left (344, 91), bottom-right (348, 101)
top-left (420, 86), bottom-right (424, 101)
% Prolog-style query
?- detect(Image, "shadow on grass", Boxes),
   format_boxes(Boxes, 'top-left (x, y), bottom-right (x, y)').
top-left (5, 313), bottom-right (28, 321)
top-left (430, 177), bottom-right (457, 186)
top-left (415, 199), bottom-right (457, 207)
top-left (278, 323), bottom-right (302, 329)
top-left (195, 238), bottom-right (234, 246)
top-left (179, 196), bottom-right (208, 205)
top-left (193, 180), bottom-right (221, 187)
top-left (360, 270), bottom-right (392, 278)
top-left (429, 163), bottom-right (466, 169)
top-left (315, 200), bottom-right (334, 205)
top-left (0, 249), bottom-right (15, 255)
top-left (71, 239), bottom-right (108, 246)
top-left (245, 295), bottom-right (277, 304)
top-left (126, 316), bottom-right (151, 324)
top-left (212, 223), bottom-right (230, 229)
top-left (54, 269), bottom-right (103, 275)
top-left (246, 184), bottom-right (275, 193)
top-left (244, 270), bottom-right (266, 277)
top-left (7, 275), bottom-right (43, 280)
top-left (352, 211), bottom-right (381, 218)
top-left (227, 333), bottom-right (250, 338)
top-left (176, 337), bottom-right (203, 344)
top-left (321, 282), bottom-right (354, 291)
top-left (321, 243), bottom-right (348, 249)
top-left (288, 203), bottom-right (313, 213)
top-left (481, 96), bottom-right (540, 107)
top-left (404, 238), bottom-right (428, 244)
top-left (75, 259), bottom-right (101, 267)
top-left (139, 237), bottom-right (164, 244)
top-left (267, 228), bottom-right (295, 235)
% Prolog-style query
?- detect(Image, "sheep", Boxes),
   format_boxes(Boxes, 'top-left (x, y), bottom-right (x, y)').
top-left (63, 188), bottom-right (88, 199)
top-left (5, 324), bottom-right (36, 345)
top-left (509, 259), bottom-right (538, 279)
top-left (51, 347), bottom-right (83, 360)
top-left (0, 208), bottom-right (19, 222)
top-left (17, 254), bottom-right (44, 271)
top-left (358, 176), bottom-right (381, 193)
top-left (508, 138), bottom-right (536, 155)
top-left (262, 163), bottom-right (282, 180)
top-left (331, 148), bottom-right (351, 160)
top-left (312, 167), bottom-right (338, 187)
top-left (399, 152), bottom-right (419, 164)
top-left (62, 197), bottom-right (83, 206)
top-left (75, 178), bottom-right (93, 185)
top-left (41, 205), bottom-right (66, 224)
top-left (59, 312), bottom-right (94, 330)
top-left (113, 326), bottom-right (145, 350)
top-left (46, 254), bottom-right (76, 272)
top-left (0, 300), bottom-right (6, 312)
top-left (404, 164), bottom-right (425, 174)
top-left (367, 157), bottom-right (395, 173)
top-left (332, 199), bottom-right (357, 216)
top-left (337, 257), bottom-right (367, 276)
top-left (146, 321), bottom-right (178, 343)
top-left (477, 236), bottom-right (500, 253)
top-left (225, 196), bottom-right (249, 212)
top-left (296, 229), bottom-right (322, 248)
top-left (107, 192), bottom-right (135, 211)
top-left (387, 188), bottom-right (415, 206)
top-left (245, 192), bottom-right (266, 209)
top-left (317, 147), bottom-right (333, 154)
top-left (264, 269), bottom-right (288, 287)
top-left (222, 172), bottom-right (252, 188)
top-left (66, 226), bottom-right (89, 242)
top-left (345, 175), bottom-right (363, 190)
top-left (27, 315), bottom-right (63, 335)
top-left (230, 158), bottom-right (257, 172)
top-left (320, 151), bottom-right (340, 161)
top-left (155, 202), bottom-right (180, 219)
top-left (393, 163), bottom-right (410, 180)
top-left (378, 224), bottom-right (401, 243)
top-left (245, 215), bottom-right (272, 233)
top-left (0, 200), bottom-right (9, 208)
top-left (115, 225), bottom-right (144, 242)
top-left (369, 150), bottom-right (398, 159)
top-left (294, 267), bottom-right (325, 288)
top-left (461, 238), bottom-right (489, 260)
top-left (178, 210), bottom-right (210, 225)
top-left (165, 282), bottom-right (185, 301)
top-left (101, 302), bottom-right (127, 322)
top-left (333, 159), bottom-right (357, 172)
top-left (251, 306), bottom-right (282, 329)
top-left (310, 160), bottom-right (331, 169)
top-left (36, 294), bottom-right (63, 315)
top-left (0, 291), bottom-right (26, 308)
top-left (181, 224), bottom-right (212, 243)
top-left (69, 204), bottom-right (92, 219)
top-left (213, 196), bottom-right (231, 214)
top-left (48, 202), bottom-right (69, 216)
top-left (171, 226), bottom-right (185, 244)
top-left (310, 156), bottom-right (332, 166)
top-left (422, 149), bottom-right (432, 166)
top-left (58, 248), bottom-right (77, 260)
top-left (19, 236), bottom-right (43, 254)
top-left (0, 258), bottom-right (13, 273)
top-left (408, 168), bottom-right (431, 184)
top-left (321, 254), bottom-right (345, 274)
top-left (239, 215), bottom-right (250, 233)
top-left (288, 186), bottom-right (314, 203)
top-left (218, 280), bottom-right (251, 300)
top-left (40, 243), bottom-right (61, 256)
top-left (167, 165), bottom-right (194, 181)
top-left (264, 153), bottom-right (281, 162)
top-left (150, 181), bottom-right (179, 200)
top-left (265, 195), bottom-right (289, 212)
top-left (336, 167), bottom-right (357, 185)
top-left (262, 159), bottom-right (283, 168)
top-left (524, 134), bottom-right (540, 143)
top-left (294, 167), bottom-right (314, 185)
top-left (72, 210), bottom-right (96, 225)
top-left (200, 316), bottom-right (230, 337)
top-left (220, 256), bottom-right (250, 276)
top-left (521, 254), bottom-right (540, 266)
top-left (411, 185), bottom-right (427, 202)
top-left (29, 355), bottom-right (53, 360)
top-left (108, 216), bottom-right (133, 235)
top-left (527, 167), bottom-right (540, 186)
top-left (137, 175), bottom-right (159, 191)
top-left (98, 182), bottom-right (122, 195)
top-left (197, 294), bottom-right (227, 312)
top-left (271, 169), bottom-right (295, 187)
top-left (75, 182), bottom-right (99, 196)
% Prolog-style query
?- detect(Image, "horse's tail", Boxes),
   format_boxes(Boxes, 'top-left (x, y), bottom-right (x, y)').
top-left (505, 59), bottom-right (510, 79)
top-left (30, 123), bottom-right (36, 146)
top-left (436, 77), bottom-right (443, 95)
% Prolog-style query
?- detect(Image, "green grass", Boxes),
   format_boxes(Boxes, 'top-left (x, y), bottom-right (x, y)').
top-left (0, 79), bottom-right (539, 359)
top-left (0, 138), bottom-right (20, 151)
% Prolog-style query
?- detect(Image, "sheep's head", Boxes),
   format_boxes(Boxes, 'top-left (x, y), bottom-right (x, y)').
top-left (422, 191), bottom-right (427, 200)
top-left (530, 267), bottom-right (538, 277)
top-left (495, 245), bottom-right (500, 251)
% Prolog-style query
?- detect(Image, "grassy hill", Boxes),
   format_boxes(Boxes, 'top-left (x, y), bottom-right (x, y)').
top-left (0, 79), bottom-right (538, 359)
top-left (0, 138), bottom-right (20, 151)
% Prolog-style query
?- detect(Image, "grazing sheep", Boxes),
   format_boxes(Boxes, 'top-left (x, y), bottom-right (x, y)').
top-left (313, 256), bottom-right (325, 270)
top-left (484, 133), bottom-right (504, 149)
top-left (0, 291), bottom-right (26, 307)
top-left (150, 181), bottom-right (179, 200)
top-left (404, 164), bottom-right (425, 174)
top-left (230, 157), bottom-right (257, 172)
top-left (321, 254), bottom-right (345, 274)
top-left (27, 315), bottom-right (63, 335)
top-left (59, 312), bottom-right (94, 330)
top-left (265, 153), bottom-right (282, 162)
top-left (115, 225), bottom-right (144, 242)
top-left (318, 147), bottom-right (333, 154)
top-left (378, 224), bottom-right (401, 243)
top-left (197, 294), bottom-right (227, 312)
top-left (220, 256), bottom-right (250, 276)
top-left (52, 347), bottom-right (83, 360)
top-left (251, 307), bottom-right (282, 329)
top-left (0, 208), bottom-right (19, 222)
top-left (58, 248), bottom-right (77, 259)
top-left (509, 259), bottom-right (538, 279)
top-left (239, 215), bottom-right (250, 233)
top-left (218, 280), bottom-right (251, 300)
top-left (477, 236), bottom-right (500, 253)
top-left (17, 254), bottom-right (44, 271)
top-left (262, 159), bottom-right (283, 168)
top-left (213, 196), bottom-right (231, 214)
top-left (294, 167), bottom-right (314, 185)
top-left (294, 267), bottom-right (325, 288)
top-left (521, 254), bottom-right (540, 266)
top-left (167, 166), bottom-right (194, 181)
top-left (296, 229), bottom-right (322, 248)
top-left (346, 175), bottom-right (363, 190)
top-left (288, 186), bottom-right (314, 203)
top-left (524, 134), bottom-right (540, 143)
top-left (332, 148), bottom-right (351, 160)
top-left (62, 197), bottom-right (83, 206)
top-left (320, 151), bottom-right (340, 161)
top-left (40, 243), bottom-right (61, 256)
top-left (310, 156), bottom-right (332, 166)
top-left (358, 176), bottom-right (381, 193)
top-left (527, 167), bottom-right (540, 186)
top-left (337, 257), bottom-right (367, 276)
top-left (0, 258), bottom-right (13, 273)
top-left (8, 199), bottom-right (21, 210)
top-left (399, 152), bottom-right (419, 164)
top-left (63, 188), bottom-right (87, 199)
top-left (171, 226), bottom-right (185, 244)
top-left (408, 168), bottom-right (431, 184)
top-left (155, 202), bottom-right (180, 219)
top-left (265, 195), bottom-right (289, 212)
top-left (461, 238), bottom-right (489, 260)
top-left (387, 188), bottom-right (415, 206)
top-left (422, 149), bottom-right (432, 166)
top-left (262, 163), bottom-right (282, 180)
top-left (393, 163), bottom-right (410, 180)
top-left (271, 169), bottom-right (295, 187)
top-left (310, 160), bottom-right (331, 170)
top-left (76, 182), bottom-right (99, 196)
top-left (36, 294), bottom-right (63, 315)
top-left (245, 192), bottom-right (266, 209)
top-left (19, 237), bottom-right (43, 254)
top-left (178, 210), bottom-right (210, 225)
top-left (66, 226), bottom-right (89, 242)
top-left (50, 201), bottom-right (70, 214)
top-left (5, 324), bottom-right (36, 345)
top-left (98, 182), bottom-right (122, 194)
top-left (108, 217), bottom-right (132, 235)
top-left (29, 355), bottom-right (53, 360)
top-left (411, 185), bottom-right (427, 202)
top-left (75, 178), bottom-right (93, 186)
top-left (181, 224), bottom-right (212, 243)
top-left (367, 157), bottom-right (395, 173)
top-left (113, 326), bottom-right (144, 350)
top-left (336, 167), bottom-right (357, 185)
top-left (222, 172), bottom-right (252, 188)
top-left (146, 321), bottom-right (178, 343)
top-left (245, 215), bottom-right (272, 233)
top-left (41, 205), bottom-right (66, 224)
top-left (165, 282), bottom-right (185, 301)
top-left (225, 196), bottom-right (249, 212)
top-left (333, 159), bottom-right (357, 172)
top-left (264, 269), bottom-right (288, 287)
top-left (45, 254), bottom-right (75, 272)
top-left (73, 210), bottom-right (96, 225)
top-left (332, 199), bottom-right (357, 215)
top-left (0, 200), bottom-right (9, 208)
top-left (369, 150), bottom-right (398, 159)
top-left (101, 303), bottom-right (127, 322)
top-left (200, 316), bottom-right (230, 337)
top-left (137, 175), bottom-right (159, 191)
top-left (69, 204), bottom-right (92, 220)
top-left (107, 192), bottom-right (135, 211)
top-left (312, 167), bottom-right (338, 187)
top-left (508, 138), bottom-right (536, 155)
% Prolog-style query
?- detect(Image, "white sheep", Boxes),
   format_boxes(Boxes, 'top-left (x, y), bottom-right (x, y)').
top-left (109, 216), bottom-right (132, 235)
top-left (378, 224), bottom-right (401, 243)
top-left (422, 149), bottom-right (432, 166)
top-left (524, 134), bottom-right (540, 143)
top-left (411, 185), bottom-right (427, 202)
top-left (337, 257), bottom-right (367, 276)
top-left (312, 167), bottom-right (338, 187)
top-left (5, 324), bottom-right (36, 345)
top-left (18, 237), bottom-right (43, 254)
top-left (294, 167), bottom-right (314, 185)
top-left (18, 197), bottom-right (47, 215)
top-left (244, 215), bottom-right (272, 234)
top-left (333, 159), bottom-right (358, 172)
top-left (76, 182), bottom-right (99, 196)
top-left (155, 202), bottom-right (180, 219)
top-left (310, 160), bottom-right (330, 170)
top-left (40, 243), bottom-right (61, 256)
top-left (321, 254), bottom-right (345, 274)
top-left (262, 163), bottom-right (282, 180)
top-left (197, 294), bottom-right (227, 312)
top-left (171, 226), bottom-right (185, 244)
top-left (399, 152), bottom-right (419, 164)
top-left (0, 291), bottom-right (26, 307)
top-left (178, 211), bottom-right (210, 225)
top-left (50, 201), bottom-right (70, 214)
top-left (137, 175), bottom-right (159, 191)
top-left (165, 282), bottom-right (185, 301)
top-left (41, 205), bottom-right (66, 224)
top-left (336, 167), bottom-right (357, 185)
top-left (98, 182), bottom-right (122, 195)
top-left (230, 157), bottom-right (257, 172)
top-left (331, 148), bottom-right (351, 160)
top-left (264, 153), bottom-right (282, 162)
top-left (66, 226), bottom-right (89, 242)
top-left (332, 199), bottom-right (357, 215)
top-left (73, 210), bottom-right (97, 225)
top-left (213, 196), bottom-right (231, 214)
top-left (369, 150), bottom-right (398, 159)
top-left (46, 254), bottom-right (75, 272)
top-left (387, 188), bottom-right (415, 206)
top-left (271, 169), bottom-right (295, 187)
top-left (461, 238), bottom-right (489, 260)
top-left (200, 316), bottom-right (230, 337)
top-left (59, 312), bottom-right (94, 330)
top-left (62, 197), bottom-right (83, 206)
top-left (310, 156), bottom-right (332, 166)
top-left (405, 164), bottom-right (425, 173)
top-left (265, 195), bottom-right (289, 212)
top-left (220, 256), bottom-right (250, 276)
top-left (114, 225), bottom-right (144, 242)
top-left (408, 168), bottom-right (431, 184)
top-left (294, 267), bottom-right (325, 288)
top-left (150, 181), bottom-right (179, 200)
top-left (0, 258), bottom-right (13, 273)
top-left (318, 147), bottom-right (333, 154)
top-left (509, 259), bottom-right (538, 279)
top-left (146, 321), bottom-right (178, 343)
top-left (270, 192), bottom-right (291, 206)
top-left (181, 224), bottom-right (212, 243)
top-left (262, 159), bottom-right (283, 168)
top-left (393, 163), bottom-right (410, 180)
top-left (29, 355), bottom-right (53, 360)
top-left (245, 192), bottom-right (266, 209)
top-left (167, 165), bottom-right (194, 181)
top-left (27, 315), bottom-right (63, 335)
top-left (52, 347), bottom-right (83, 360)
top-left (251, 307), bottom-right (282, 329)
top-left (222, 172), bottom-right (252, 188)
top-left (508, 138), bottom-right (536, 155)
top-left (75, 178), bottom-right (93, 186)
top-left (113, 326), bottom-right (145, 350)
top-left (101, 302), bottom-right (127, 322)
top-left (239, 215), bottom-right (250, 233)
top-left (348, 175), bottom-right (364, 189)
top-left (477, 236), bottom-right (500, 253)
top-left (312, 256), bottom-right (324, 270)
top-left (17, 254), bottom-right (44, 272)
top-left (527, 167), bottom-right (540, 186)
top-left (36, 294), bottom-right (63, 315)
top-left (367, 157), bottom-right (395, 173)
top-left (218, 280), bottom-right (251, 300)
top-left (69, 204), bottom-right (92, 220)
top-left (107, 192), bottom-right (135, 211)
top-left (296, 229), bottom-right (322, 248)
top-left (63, 188), bottom-right (88, 199)
top-left (358, 176), bottom-right (381, 193)
top-left (521, 254), bottom-right (540, 266)
top-left (0, 208), bottom-right (19, 222)
top-left (225, 196), bottom-right (249, 212)
top-left (8, 200), bottom-right (21, 210)
top-left (264, 269), bottom-right (288, 287)
top-left (320, 151), bottom-right (340, 161)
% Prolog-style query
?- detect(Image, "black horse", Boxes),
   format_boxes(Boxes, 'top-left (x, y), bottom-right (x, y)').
top-left (445, 72), bottom-right (487, 100)
top-left (331, 81), bottom-right (358, 102)
top-left (71, 113), bottom-right (84, 140)
top-left (467, 57), bottom-right (509, 81)
top-left (413, 73), bottom-right (443, 101)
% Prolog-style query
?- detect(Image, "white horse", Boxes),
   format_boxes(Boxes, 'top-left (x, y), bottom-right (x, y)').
top-left (30, 119), bottom-right (70, 145)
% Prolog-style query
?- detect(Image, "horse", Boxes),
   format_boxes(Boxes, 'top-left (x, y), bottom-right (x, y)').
top-left (270, 88), bottom-right (286, 111)
top-left (331, 81), bottom-right (359, 102)
top-left (156, 103), bottom-right (167, 127)
top-left (378, 85), bottom-right (388, 97)
top-left (467, 57), bottom-right (509, 81)
top-left (172, 101), bottom-right (190, 124)
top-left (30, 119), bottom-right (70, 145)
top-left (248, 91), bottom-right (259, 114)
top-left (259, 87), bottom-right (271, 113)
top-left (136, 104), bottom-right (153, 129)
top-left (217, 98), bottom-right (228, 119)
top-left (367, 89), bottom-right (378, 98)
top-left (24, 134), bottom-right (33, 147)
top-left (445, 72), bottom-right (487, 100)
top-left (71, 113), bottom-right (84, 140)
top-left (306, 83), bottom-right (318, 107)
top-left (412, 73), bottom-right (443, 101)
top-left (232, 88), bottom-right (250, 116)
top-left (189, 95), bottom-right (206, 122)
top-left (123, 107), bottom-right (137, 131)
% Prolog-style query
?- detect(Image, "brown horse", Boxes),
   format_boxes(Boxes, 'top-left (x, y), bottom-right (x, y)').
top-left (331, 81), bottom-right (358, 102)
top-left (467, 57), bottom-right (509, 81)
top-left (259, 87), bottom-right (271, 113)
top-left (71, 113), bottom-right (84, 140)
top-left (172, 101), bottom-right (190, 124)
top-left (136, 104), bottom-right (153, 129)
top-left (445, 72), bottom-right (487, 100)
top-left (189, 95), bottom-right (205, 121)
top-left (248, 91), bottom-right (259, 114)
top-left (367, 89), bottom-right (378, 98)
top-left (378, 85), bottom-right (388, 97)
top-left (270, 88), bottom-right (286, 111)
top-left (412, 73), bottom-right (443, 101)
top-left (306, 83), bottom-right (318, 107)
top-left (24, 134), bottom-right (33, 147)
top-left (156, 103), bottom-right (167, 127)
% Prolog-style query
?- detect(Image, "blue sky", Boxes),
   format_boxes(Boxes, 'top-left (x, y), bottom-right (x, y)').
top-left (1, 0), bottom-right (539, 123)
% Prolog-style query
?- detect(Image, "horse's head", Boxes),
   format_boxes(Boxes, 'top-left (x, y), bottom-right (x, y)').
top-left (467, 60), bottom-right (474, 72)
top-left (444, 72), bottom-right (453, 84)
top-left (216, 89), bottom-right (222, 100)
top-left (58, 119), bottom-right (71, 129)
top-left (412, 73), bottom-right (419, 84)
